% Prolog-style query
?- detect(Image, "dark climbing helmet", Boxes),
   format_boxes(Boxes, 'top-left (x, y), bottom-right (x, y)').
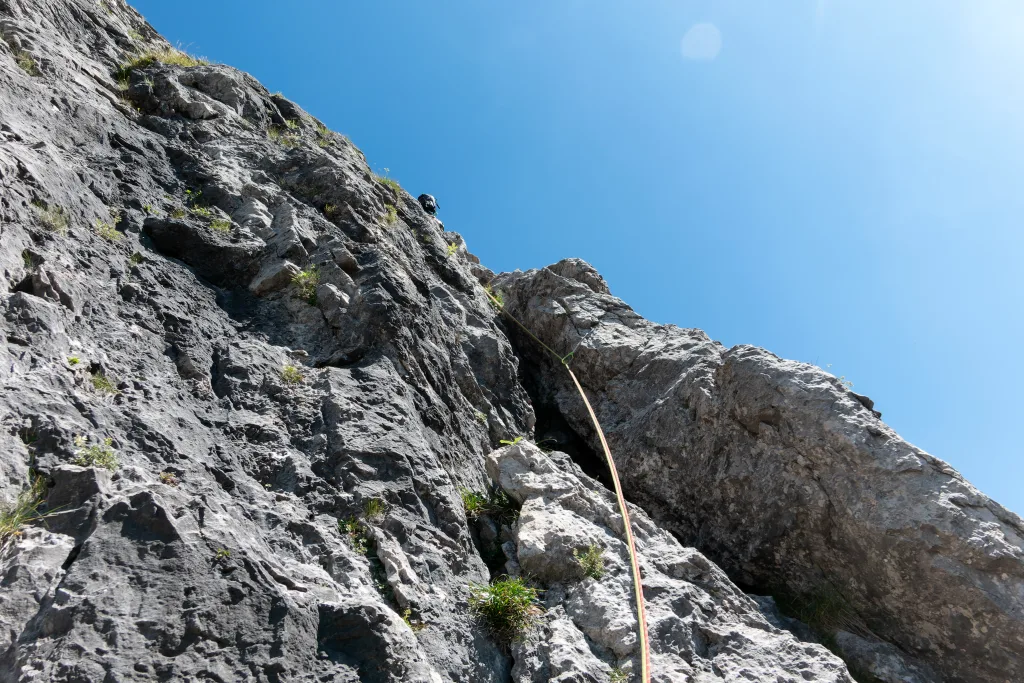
top-left (417, 194), bottom-right (438, 216)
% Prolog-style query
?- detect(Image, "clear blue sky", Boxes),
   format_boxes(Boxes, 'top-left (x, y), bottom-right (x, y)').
top-left (131, 1), bottom-right (1024, 515)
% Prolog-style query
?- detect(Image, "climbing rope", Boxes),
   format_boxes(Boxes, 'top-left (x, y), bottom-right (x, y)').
top-left (485, 288), bottom-right (652, 683)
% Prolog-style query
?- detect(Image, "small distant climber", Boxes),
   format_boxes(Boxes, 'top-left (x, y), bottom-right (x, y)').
top-left (417, 193), bottom-right (438, 216)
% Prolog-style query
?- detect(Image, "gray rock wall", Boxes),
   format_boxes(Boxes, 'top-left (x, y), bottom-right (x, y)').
top-left (0, 1), bottom-right (1015, 682)
top-left (495, 259), bottom-right (1024, 683)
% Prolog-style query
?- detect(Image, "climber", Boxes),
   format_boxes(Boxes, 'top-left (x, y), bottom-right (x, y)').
top-left (417, 193), bottom-right (438, 216)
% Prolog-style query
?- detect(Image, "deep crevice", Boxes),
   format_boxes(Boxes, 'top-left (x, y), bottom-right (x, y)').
top-left (507, 323), bottom-right (612, 490)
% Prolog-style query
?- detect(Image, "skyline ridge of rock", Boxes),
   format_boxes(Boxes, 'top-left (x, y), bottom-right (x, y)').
top-left (0, 1), bottom-right (1020, 682)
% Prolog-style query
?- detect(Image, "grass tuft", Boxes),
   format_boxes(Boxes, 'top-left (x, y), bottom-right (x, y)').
top-left (114, 47), bottom-right (207, 81)
top-left (315, 122), bottom-right (335, 147)
top-left (73, 435), bottom-right (118, 470)
top-left (364, 497), bottom-right (387, 521)
top-left (159, 471), bottom-right (179, 486)
top-left (382, 204), bottom-right (398, 227)
top-left (609, 668), bottom-right (630, 683)
top-left (460, 487), bottom-right (519, 524)
top-left (14, 50), bottom-right (38, 76)
top-left (67, 356), bottom-right (81, 366)
top-left (468, 576), bottom-right (541, 641)
top-left (573, 544), bottom-right (606, 580)
top-left (484, 284), bottom-right (505, 311)
top-left (402, 608), bottom-right (426, 632)
top-left (0, 477), bottom-right (48, 549)
top-left (268, 126), bottom-right (300, 148)
top-left (339, 516), bottom-right (370, 555)
top-left (209, 218), bottom-right (231, 233)
top-left (291, 267), bottom-right (320, 305)
top-left (281, 364), bottom-right (305, 385)
top-left (32, 201), bottom-right (69, 234)
top-left (90, 370), bottom-right (118, 394)
top-left (94, 210), bottom-right (122, 241)
top-left (375, 169), bottom-right (402, 194)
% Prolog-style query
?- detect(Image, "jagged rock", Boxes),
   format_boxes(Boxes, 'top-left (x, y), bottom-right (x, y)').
top-left (495, 258), bottom-right (1024, 683)
top-left (0, 1), bottom-right (1017, 682)
top-left (491, 442), bottom-right (852, 682)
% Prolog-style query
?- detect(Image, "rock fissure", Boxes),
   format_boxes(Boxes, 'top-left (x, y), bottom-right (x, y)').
top-left (0, 3), bottom-right (1020, 683)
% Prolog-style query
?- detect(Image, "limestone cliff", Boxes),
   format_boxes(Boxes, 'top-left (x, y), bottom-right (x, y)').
top-left (0, 2), bottom-right (1019, 682)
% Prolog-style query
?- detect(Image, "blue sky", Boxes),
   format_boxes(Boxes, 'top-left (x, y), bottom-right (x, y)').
top-left (131, 1), bottom-right (1024, 514)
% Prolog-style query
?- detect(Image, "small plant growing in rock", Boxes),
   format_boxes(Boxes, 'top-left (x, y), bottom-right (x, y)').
top-left (0, 476), bottom-right (48, 549)
top-left (339, 516), bottom-right (370, 555)
top-left (364, 498), bottom-right (387, 521)
top-left (90, 370), bottom-right (118, 394)
top-left (32, 201), bottom-right (69, 234)
top-left (159, 471), bottom-right (180, 486)
top-left (214, 548), bottom-right (231, 561)
top-left (267, 126), bottom-right (300, 148)
top-left (402, 608), bottom-right (426, 632)
top-left (128, 30), bottom-right (144, 42)
top-left (824, 364), bottom-right (854, 390)
top-left (284, 119), bottom-right (300, 130)
top-left (209, 218), bottom-right (231, 233)
top-left (315, 123), bottom-right (335, 147)
top-left (374, 169), bottom-right (402, 194)
top-left (94, 212), bottom-right (122, 242)
top-left (484, 284), bottom-right (504, 311)
top-left (281, 364), bottom-right (305, 384)
top-left (142, 204), bottom-right (155, 215)
top-left (21, 250), bottom-right (36, 270)
top-left (382, 204), bottom-right (398, 227)
top-left (128, 252), bottom-right (145, 266)
top-left (14, 50), bottom-right (38, 76)
top-left (460, 489), bottom-right (488, 518)
top-left (468, 576), bottom-right (541, 641)
top-left (460, 487), bottom-right (519, 524)
top-left (574, 544), bottom-right (606, 580)
top-left (475, 411), bottom-right (487, 424)
top-left (67, 356), bottom-right (81, 366)
top-left (73, 436), bottom-right (118, 470)
top-left (114, 47), bottom-right (207, 81)
top-left (446, 242), bottom-right (459, 258)
top-left (609, 668), bottom-right (630, 683)
top-left (323, 203), bottom-right (338, 218)
top-left (291, 267), bottom-right (320, 304)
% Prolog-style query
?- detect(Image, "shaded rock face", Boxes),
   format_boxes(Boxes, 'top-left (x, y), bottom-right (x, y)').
top-left (495, 259), bottom-right (1024, 683)
top-left (0, 3), bottom-right (1011, 683)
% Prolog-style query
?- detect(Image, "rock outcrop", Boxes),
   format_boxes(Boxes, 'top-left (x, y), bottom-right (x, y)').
top-left (0, 2), bottom-right (1019, 682)
top-left (491, 442), bottom-right (850, 683)
top-left (495, 259), bottom-right (1024, 683)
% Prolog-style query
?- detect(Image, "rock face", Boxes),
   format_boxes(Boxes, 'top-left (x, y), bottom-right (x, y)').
top-left (490, 442), bottom-right (851, 683)
top-left (0, 2), bottom-right (1017, 682)
top-left (495, 259), bottom-right (1024, 683)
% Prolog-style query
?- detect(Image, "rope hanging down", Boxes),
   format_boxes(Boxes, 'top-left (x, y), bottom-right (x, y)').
top-left (485, 289), bottom-right (652, 683)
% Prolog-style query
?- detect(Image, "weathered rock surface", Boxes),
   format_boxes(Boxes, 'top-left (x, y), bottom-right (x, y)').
top-left (0, 1), bottom-right (1017, 682)
top-left (491, 442), bottom-right (851, 683)
top-left (495, 258), bottom-right (1024, 683)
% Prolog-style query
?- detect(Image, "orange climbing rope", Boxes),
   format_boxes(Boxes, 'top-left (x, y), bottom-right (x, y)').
top-left (485, 289), bottom-right (651, 683)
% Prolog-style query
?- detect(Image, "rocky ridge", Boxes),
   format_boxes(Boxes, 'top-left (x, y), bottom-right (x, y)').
top-left (0, 1), bottom-right (1019, 682)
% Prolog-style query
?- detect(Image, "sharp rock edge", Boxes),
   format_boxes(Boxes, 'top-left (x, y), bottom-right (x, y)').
top-left (0, 2), bottom-right (1019, 682)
